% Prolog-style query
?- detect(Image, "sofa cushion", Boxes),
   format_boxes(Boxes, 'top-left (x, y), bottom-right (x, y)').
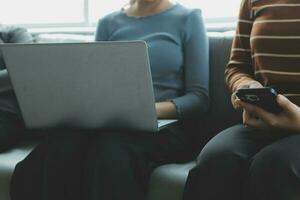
top-left (204, 31), bottom-right (241, 136)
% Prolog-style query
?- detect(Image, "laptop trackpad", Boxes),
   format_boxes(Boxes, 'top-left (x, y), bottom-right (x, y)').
top-left (157, 119), bottom-right (178, 130)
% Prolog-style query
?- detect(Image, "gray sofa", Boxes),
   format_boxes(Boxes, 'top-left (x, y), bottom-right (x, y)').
top-left (0, 30), bottom-right (241, 200)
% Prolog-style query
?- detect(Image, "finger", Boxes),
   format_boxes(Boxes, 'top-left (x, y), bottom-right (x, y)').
top-left (277, 95), bottom-right (298, 113)
top-left (234, 99), bottom-right (241, 108)
top-left (242, 110), bottom-right (266, 129)
top-left (242, 110), bottom-right (247, 125)
top-left (232, 94), bottom-right (243, 111)
top-left (246, 117), bottom-right (267, 129)
top-left (243, 109), bottom-right (252, 126)
top-left (237, 100), bottom-right (274, 122)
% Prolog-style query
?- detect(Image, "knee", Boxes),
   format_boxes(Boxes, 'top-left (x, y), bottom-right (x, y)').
top-left (195, 146), bottom-right (248, 179)
top-left (197, 130), bottom-right (248, 169)
top-left (197, 150), bottom-right (248, 177)
top-left (195, 125), bottom-right (253, 177)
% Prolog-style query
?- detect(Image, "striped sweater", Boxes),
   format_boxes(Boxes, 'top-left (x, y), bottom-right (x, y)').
top-left (225, 0), bottom-right (300, 105)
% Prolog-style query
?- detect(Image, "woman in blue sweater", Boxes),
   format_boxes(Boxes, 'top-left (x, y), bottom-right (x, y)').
top-left (11, 0), bottom-right (209, 199)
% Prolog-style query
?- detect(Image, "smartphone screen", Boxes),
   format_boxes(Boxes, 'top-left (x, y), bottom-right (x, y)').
top-left (235, 87), bottom-right (283, 114)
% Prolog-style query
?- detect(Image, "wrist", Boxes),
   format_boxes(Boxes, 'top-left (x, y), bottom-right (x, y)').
top-left (155, 101), bottom-right (177, 119)
top-left (233, 79), bottom-right (262, 93)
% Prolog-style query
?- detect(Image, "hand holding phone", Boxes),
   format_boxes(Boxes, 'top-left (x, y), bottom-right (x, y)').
top-left (235, 87), bottom-right (283, 114)
top-left (231, 81), bottom-right (263, 110)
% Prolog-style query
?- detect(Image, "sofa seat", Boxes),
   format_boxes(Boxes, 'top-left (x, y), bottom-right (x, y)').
top-left (0, 142), bottom-right (195, 200)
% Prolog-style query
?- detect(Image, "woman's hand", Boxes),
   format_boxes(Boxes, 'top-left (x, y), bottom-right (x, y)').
top-left (231, 81), bottom-right (263, 110)
top-left (155, 101), bottom-right (177, 119)
top-left (237, 95), bottom-right (300, 132)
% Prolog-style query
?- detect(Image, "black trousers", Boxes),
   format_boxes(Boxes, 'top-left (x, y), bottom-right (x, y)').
top-left (0, 110), bottom-right (24, 152)
top-left (11, 122), bottom-right (203, 200)
top-left (183, 124), bottom-right (300, 200)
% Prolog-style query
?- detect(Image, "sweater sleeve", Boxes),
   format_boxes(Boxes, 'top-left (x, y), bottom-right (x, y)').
top-left (171, 9), bottom-right (210, 119)
top-left (225, 0), bottom-right (256, 93)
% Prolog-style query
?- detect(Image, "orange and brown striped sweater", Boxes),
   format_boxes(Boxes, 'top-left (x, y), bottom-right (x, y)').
top-left (225, 0), bottom-right (300, 105)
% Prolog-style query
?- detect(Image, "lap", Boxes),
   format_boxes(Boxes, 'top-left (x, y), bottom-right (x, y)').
top-left (88, 123), bottom-right (196, 164)
top-left (197, 124), bottom-right (286, 163)
top-left (23, 122), bottom-right (196, 167)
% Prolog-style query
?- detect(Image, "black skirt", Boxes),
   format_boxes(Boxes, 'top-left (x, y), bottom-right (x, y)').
top-left (10, 120), bottom-right (205, 200)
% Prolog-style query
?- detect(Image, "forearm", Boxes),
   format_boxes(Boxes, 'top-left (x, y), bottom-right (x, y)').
top-left (225, 0), bottom-right (256, 93)
top-left (172, 90), bottom-right (209, 118)
top-left (155, 101), bottom-right (177, 119)
top-left (0, 69), bottom-right (13, 93)
top-left (180, 9), bottom-right (209, 118)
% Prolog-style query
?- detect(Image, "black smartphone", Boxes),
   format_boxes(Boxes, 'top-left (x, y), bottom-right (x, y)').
top-left (235, 87), bottom-right (283, 114)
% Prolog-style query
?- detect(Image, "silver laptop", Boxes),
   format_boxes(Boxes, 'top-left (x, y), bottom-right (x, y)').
top-left (0, 41), bottom-right (177, 132)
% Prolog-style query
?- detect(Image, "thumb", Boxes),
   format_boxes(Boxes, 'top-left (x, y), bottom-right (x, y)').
top-left (277, 95), bottom-right (297, 112)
